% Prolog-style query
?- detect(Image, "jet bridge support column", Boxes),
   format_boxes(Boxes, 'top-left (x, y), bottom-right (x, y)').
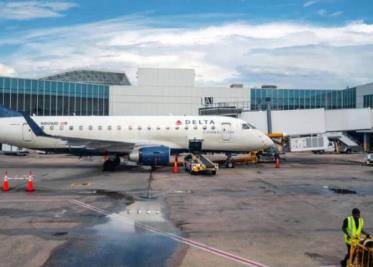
top-left (265, 97), bottom-right (272, 134)
top-left (363, 133), bottom-right (370, 152)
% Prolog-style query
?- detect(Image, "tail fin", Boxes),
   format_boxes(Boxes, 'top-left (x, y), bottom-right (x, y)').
top-left (0, 105), bottom-right (22, 117)
top-left (22, 112), bottom-right (49, 137)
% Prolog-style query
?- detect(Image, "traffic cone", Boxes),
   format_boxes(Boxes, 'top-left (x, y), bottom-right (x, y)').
top-left (172, 156), bottom-right (179, 173)
top-left (275, 158), bottom-right (280, 168)
top-left (26, 171), bottom-right (34, 192)
top-left (3, 171), bottom-right (9, 192)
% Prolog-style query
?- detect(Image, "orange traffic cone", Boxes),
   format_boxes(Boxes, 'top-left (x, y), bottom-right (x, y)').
top-left (26, 171), bottom-right (34, 192)
top-left (275, 158), bottom-right (280, 168)
top-left (172, 156), bottom-right (179, 173)
top-left (3, 171), bottom-right (9, 192)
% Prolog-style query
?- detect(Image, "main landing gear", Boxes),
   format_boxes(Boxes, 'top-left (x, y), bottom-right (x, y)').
top-left (224, 154), bottom-right (235, 168)
top-left (103, 155), bottom-right (121, 172)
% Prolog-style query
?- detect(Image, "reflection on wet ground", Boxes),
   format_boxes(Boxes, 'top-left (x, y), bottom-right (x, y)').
top-left (45, 202), bottom-right (181, 267)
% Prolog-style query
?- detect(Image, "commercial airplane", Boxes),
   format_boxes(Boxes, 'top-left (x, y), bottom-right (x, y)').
top-left (0, 106), bottom-right (273, 171)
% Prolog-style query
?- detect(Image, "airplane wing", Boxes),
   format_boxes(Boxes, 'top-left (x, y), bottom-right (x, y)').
top-left (22, 113), bottom-right (137, 153)
top-left (58, 137), bottom-right (136, 153)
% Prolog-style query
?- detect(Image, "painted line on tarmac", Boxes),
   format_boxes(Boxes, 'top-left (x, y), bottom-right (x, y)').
top-left (70, 199), bottom-right (268, 267)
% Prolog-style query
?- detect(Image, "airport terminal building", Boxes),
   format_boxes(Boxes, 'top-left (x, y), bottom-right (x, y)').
top-left (0, 67), bottom-right (373, 150)
top-left (1, 68), bottom-right (373, 116)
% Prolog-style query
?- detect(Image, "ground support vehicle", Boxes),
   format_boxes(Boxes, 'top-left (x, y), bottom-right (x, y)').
top-left (183, 153), bottom-right (218, 175)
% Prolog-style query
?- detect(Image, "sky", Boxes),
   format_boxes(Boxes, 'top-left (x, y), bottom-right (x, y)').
top-left (0, 0), bottom-right (372, 88)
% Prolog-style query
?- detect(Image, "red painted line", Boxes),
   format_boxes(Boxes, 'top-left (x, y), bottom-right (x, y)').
top-left (70, 199), bottom-right (268, 267)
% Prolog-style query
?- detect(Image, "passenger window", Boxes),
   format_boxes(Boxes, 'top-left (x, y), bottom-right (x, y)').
top-left (184, 126), bottom-right (189, 130)
top-left (108, 125), bottom-right (112, 131)
top-left (88, 125), bottom-right (93, 131)
top-left (202, 126), bottom-right (207, 130)
top-left (79, 126), bottom-right (83, 131)
top-left (147, 126), bottom-right (151, 130)
top-left (175, 126), bottom-right (180, 130)
top-left (50, 126), bottom-right (54, 131)
top-left (138, 126), bottom-right (142, 130)
top-left (156, 126), bottom-right (161, 130)
top-left (117, 125), bottom-right (121, 130)
top-left (59, 126), bottom-right (64, 131)
top-left (98, 126), bottom-right (102, 131)
top-left (128, 126), bottom-right (133, 130)
top-left (69, 126), bottom-right (74, 131)
top-left (211, 125), bottom-right (215, 130)
top-left (193, 125), bottom-right (198, 130)
top-left (166, 126), bottom-right (170, 130)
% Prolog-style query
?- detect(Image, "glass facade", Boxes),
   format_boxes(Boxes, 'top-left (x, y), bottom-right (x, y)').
top-left (0, 76), bottom-right (109, 116)
top-left (363, 94), bottom-right (373, 108)
top-left (250, 87), bottom-right (356, 111)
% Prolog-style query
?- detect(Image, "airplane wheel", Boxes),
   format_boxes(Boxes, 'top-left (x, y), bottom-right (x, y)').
top-left (113, 156), bottom-right (121, 166)
top-left (103, 160), bottom-right (116, 172)
top-left (225, 161), bottom-right (235, 168)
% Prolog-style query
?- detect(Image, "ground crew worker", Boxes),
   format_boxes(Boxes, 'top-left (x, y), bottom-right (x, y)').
top-left (341, 208), bottom-right (370, 267)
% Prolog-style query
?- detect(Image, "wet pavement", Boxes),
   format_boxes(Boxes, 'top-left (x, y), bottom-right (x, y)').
top-left (45, 203), bottom-right (181, 267)
top-left (0, 154), bottom-right (183, 267)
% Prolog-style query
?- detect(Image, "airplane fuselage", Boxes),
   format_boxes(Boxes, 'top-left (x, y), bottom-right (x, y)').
top-left (0, 115), bottom-right (273, 154)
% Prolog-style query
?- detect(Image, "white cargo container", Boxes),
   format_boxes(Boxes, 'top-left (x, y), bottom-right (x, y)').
top-left (289, 135), bottom-right (335, 153)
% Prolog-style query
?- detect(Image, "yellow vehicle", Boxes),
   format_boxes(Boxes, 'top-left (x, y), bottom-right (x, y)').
top-left (183, 154), bottom-right (218, 175)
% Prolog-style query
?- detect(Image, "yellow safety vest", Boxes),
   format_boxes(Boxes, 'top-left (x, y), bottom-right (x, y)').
top-left (344, 216), bottom-right (364, 245)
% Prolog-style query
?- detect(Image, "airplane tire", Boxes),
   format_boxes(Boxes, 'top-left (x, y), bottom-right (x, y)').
top-left (113, 156), bottom-right (121, 166)
top-left (226, 161), bottom-right (235, 168)
top-left (103, 160), bottom-right (116, 172)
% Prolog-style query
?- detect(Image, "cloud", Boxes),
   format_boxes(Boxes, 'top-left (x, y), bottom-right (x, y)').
top-left (330, 11), bottom-right (343, 17)
top-left (317, 9), bottom-right (327, 16)
top-left (0, 63), bottom-right (16, 76)
top-left (304, 0), bottom-right (319, 7)
top-left (0, 1), bottom-right (77, 20)
top-left (1, 16), bottom-right (373, 88)
top-left (317, 9), bottom-right (343, 18)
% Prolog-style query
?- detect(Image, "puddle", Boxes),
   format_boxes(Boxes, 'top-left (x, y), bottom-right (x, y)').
top-left (53, 232), bottom-right (68, 236)
top-left (328, 187), bottom-right (357, 194)
top-left (77, 189), bottom-right (135, 201)
top-left (45, 201), bottom-right (181, 267)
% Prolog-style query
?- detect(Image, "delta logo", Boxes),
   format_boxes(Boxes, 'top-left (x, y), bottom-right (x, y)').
top-left (176, 119), bottom-right (215, 125)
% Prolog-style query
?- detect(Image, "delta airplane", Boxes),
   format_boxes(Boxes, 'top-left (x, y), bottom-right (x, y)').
top-left (0, 106), bottom-right (273, 171)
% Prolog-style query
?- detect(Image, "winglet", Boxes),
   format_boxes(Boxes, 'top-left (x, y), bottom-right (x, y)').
top-left (21, 113), bottom-right (50, 137)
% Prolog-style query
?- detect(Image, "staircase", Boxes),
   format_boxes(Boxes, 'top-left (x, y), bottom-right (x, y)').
top-left (326, 132), bottom-right (359, 147)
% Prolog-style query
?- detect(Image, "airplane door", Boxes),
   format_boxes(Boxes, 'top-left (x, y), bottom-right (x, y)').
top-left (22, 123), bottom-right (32, 142)
top-left (221, 123), bottom-right (232, 141)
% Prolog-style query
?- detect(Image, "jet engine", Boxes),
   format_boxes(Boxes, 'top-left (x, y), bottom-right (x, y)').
top-left (129, 146), bottom-right (170, 166)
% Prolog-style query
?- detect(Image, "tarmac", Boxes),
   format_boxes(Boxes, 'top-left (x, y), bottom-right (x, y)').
top-left (0, 152), bottom-right (372, 267)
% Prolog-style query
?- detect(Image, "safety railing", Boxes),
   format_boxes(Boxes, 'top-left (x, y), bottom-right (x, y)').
top-left (349, 237), bottom-right (373, 267)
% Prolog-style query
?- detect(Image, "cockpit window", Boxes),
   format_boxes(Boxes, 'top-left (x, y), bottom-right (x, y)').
top-left (242, 123), bottom-right (256, 129)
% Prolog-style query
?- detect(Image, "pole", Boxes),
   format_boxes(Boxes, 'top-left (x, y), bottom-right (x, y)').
top-left (265, 97), bottom-right (272, 134)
